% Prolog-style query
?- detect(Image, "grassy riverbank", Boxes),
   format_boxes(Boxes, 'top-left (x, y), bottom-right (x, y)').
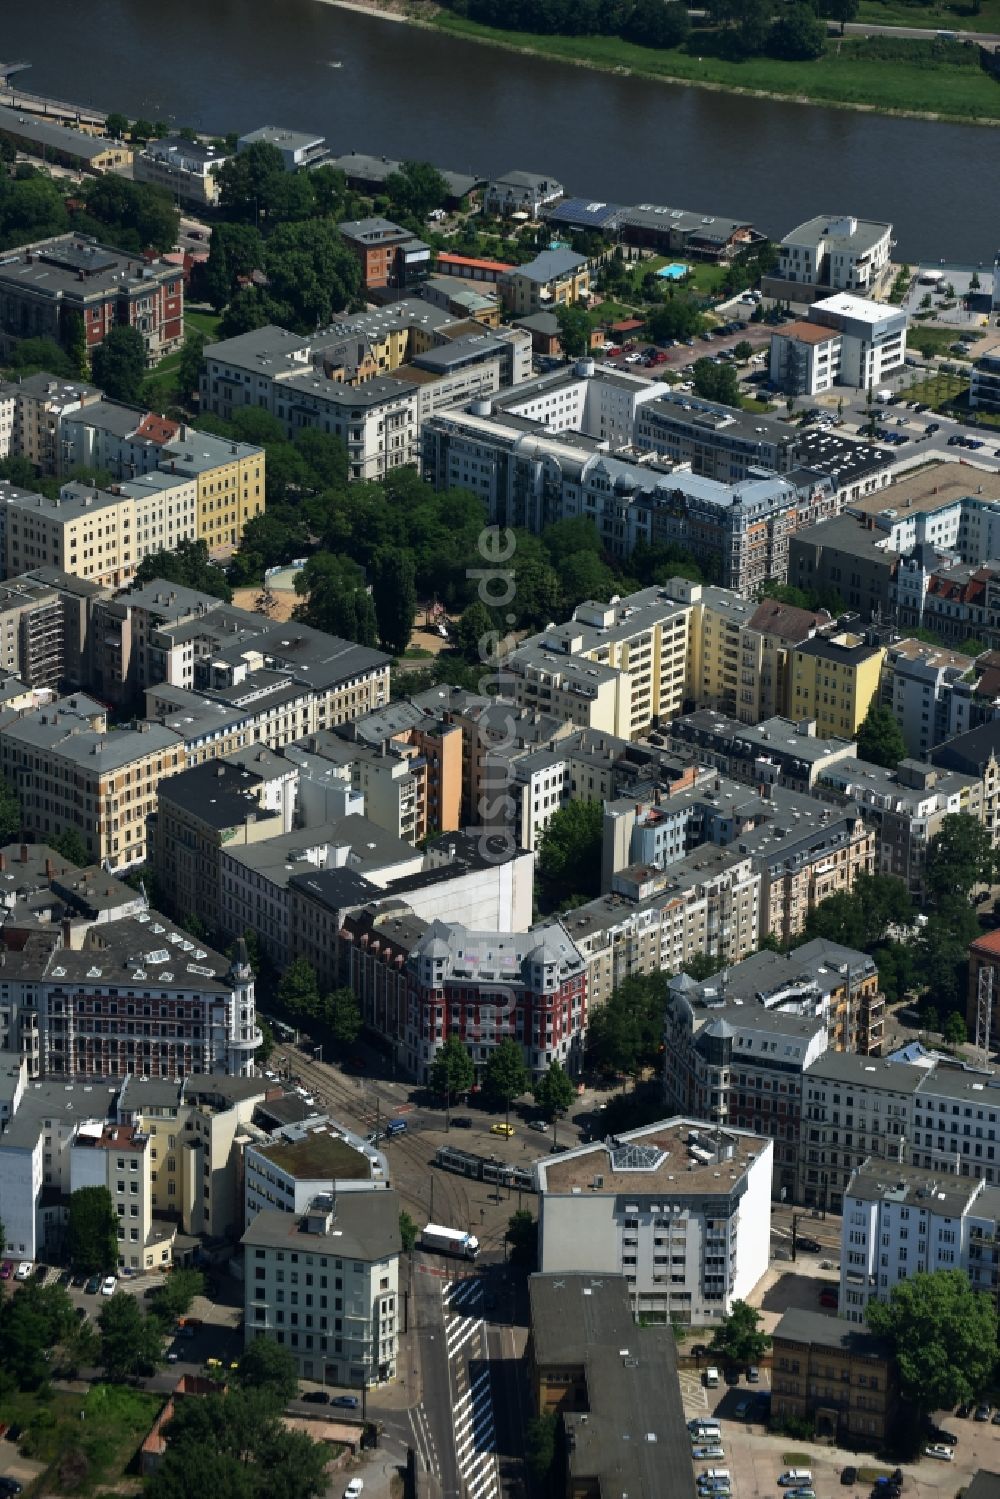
top-left (428, 11), bottom-right (1000, 121)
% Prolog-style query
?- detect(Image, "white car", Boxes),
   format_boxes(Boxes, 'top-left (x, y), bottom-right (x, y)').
top-left (100, 1275), bottom-right (118, 1297)
top-left (14, 1261), bottom-right (32, 1281)
top-left (924, 1444), bottom-right (954, 1462)
top-left (528, 1119), bottom-right (549, 1133)
top-left (344, 1482), bottom-right (364, 1499)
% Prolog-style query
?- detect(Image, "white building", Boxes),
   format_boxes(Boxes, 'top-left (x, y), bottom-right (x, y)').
top-left (769, 322), bottom-right (842, 397)
top-left (134, 136), bottom-right (229, 208)
top-left (236, 125), bottom-right (328, 171)
top-left (242, 1191), bottom-right (401, 1386)
top-left (840, 1158), bottom-right (1000, 1323)
top-left (809, 294), bottom-right (907, 390)
top-left (68, 1119), bottom-right (175, 1274)
top-left (776, 215), bottom-right (893, 297)
top-left (244, 1117), bottom-right (389, 1228)
top-left (533, 1118), bottom-right (773, 1324)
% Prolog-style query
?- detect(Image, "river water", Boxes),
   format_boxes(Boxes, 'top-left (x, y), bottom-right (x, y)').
top-left (2, 0), bottom-right (996, 262)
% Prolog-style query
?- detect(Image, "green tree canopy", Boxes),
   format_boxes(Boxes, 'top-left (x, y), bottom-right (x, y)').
top-left (98, 1292), bottom-right (162, 1380)
top-left (803, 873), bottom-right (914, 953)
top-left (646, 296), bottom-right (704, 343)
top-left (373, 548), bottom-right (418, 656)
top-left (177, 331), bottom-right (207, 403)
top-left (586, 973), bottom-right (670, 1080)
top-left (399, 1211), bottom-right (418, 1254)
top-left (0, 1281), bottom-right (76, 1388)
top-left (384, 160), bottom-right (450, 219)
top-left (709, 1299), bottom-right (771, 1365)
top-left (293, 553), bottom-right (377, 647)
top-left (216, 141), bottom-right (287, 220)
top-left (943, 1010), bottom-right (968, 1045)
top-left (555, 303), bottom-right (591, 358)
top-left (67, 1185), bottom-right (118, 1274)
top-left (0, 775), bottom-right (20, 842)
top-left (506, 1207), bottom-right (538, 1268)
top-left (770, 3), bottom-right (827, 57)
top-left (327, 987), bottom-right (362, 1047)
top-left (430, 1033), bottom-right (476, 1123)
top-left (148, 1267), bottom-right (205, 1328)
top-left (926, 813), bottom-right (998, 902)
top-left (484, 1036), bottom-right (530, 1126)
top-left (856, 703), bottom-right (907, 770)
top-left (692, 357), bottom-right (740, 405)
top-left (91, 325), bottom-right (147, 403)
top-left (277, 958), bottom-right (321, 1023)
top-left (533, 1059), bottom-right (576, 1146)
top-left (134, 537), bottom-right (233, 602)
top-left (77, 175), bottom-right (179, 254)
top-left (536, 799), bottom-right (603, 909)
top-left (866, 1269), bottom-right (998, 1413)
top-left (235, 1336), bottom-right (299, 1404)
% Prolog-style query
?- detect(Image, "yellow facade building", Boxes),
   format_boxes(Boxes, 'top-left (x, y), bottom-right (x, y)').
top-left (790, 632), bottom-right (885, 740)
top-left (162, 431), bottom-right (265, 551)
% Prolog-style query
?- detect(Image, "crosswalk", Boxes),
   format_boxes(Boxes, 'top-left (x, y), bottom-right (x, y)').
top-left (443, 1278), bottom-right (500, 1499)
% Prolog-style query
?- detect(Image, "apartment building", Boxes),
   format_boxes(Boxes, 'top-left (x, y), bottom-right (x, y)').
top-left (534, 1119), bottom-right (773, 1324)
top-left (483, 170), bottom-right (564, 218)
top-left (59, 401), bottom-right (178, 479)
top-left (735, 599), bottom-right (834, 722)
top-left (236, 125), bottom-right (329, 171)
top-left (668, 711), bottom-right (856, 794)
top-left (499, 249), bottom-right (590, 316)
top-left (134, 136), bottom-right (229, 208)
top-left (879, 638), bottom-right (979, 759)
top-left (817, 755), bottom-right (984, 896)
top-left (798, 1051), bottom-right (924, 1212)
top-left (242, 1191), bottom-right (401, 1386)
top-left (69, 1120), bottom-right (174, 1274)
top-left (162, 429), bottom-right (264, 550)
top-left (971, 352), bottom-right (1000, 413)
top-left (337, 216), bottom-right (430, 291)
top-left (634, 390), bottom-right (799, 481)
top-left (0, 107), bottom-right (132, 175)
top-left (244, 1118), bottom-right (388, 1227)
top-left (0, 694), bottom-right (184, 868)
top-left (2, 483), bottom-right (134, 588)
top-left (770, 321), bottom-right (842, 396)
top-left (0, 372), bottom-right (102, 474)
top-left (152, 755), bottom-right (295, 930)
top-left (771, 1308), bottom-right (899, 1446)
top-left (809, 294), bottom-right (907, 389)
top-left (0, 575), bottom-right (65, 689)
top-left (773, 215), bottom-right (893, 298)
top-left (790, 632), bottom-right (886, 739)
top-left (0, 235), bottom-right (183, 365)
top-left (528, 1274), bottom-right (691, 1499)
top-left (840, 1159), bottom-right (1000, 1323)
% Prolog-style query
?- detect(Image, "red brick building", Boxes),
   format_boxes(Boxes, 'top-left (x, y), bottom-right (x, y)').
top-left (0, 236), bottom-right (183, 366)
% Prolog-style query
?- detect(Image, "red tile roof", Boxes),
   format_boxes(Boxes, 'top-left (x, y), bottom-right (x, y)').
top-left (134, 413), bottom-right (181, 447)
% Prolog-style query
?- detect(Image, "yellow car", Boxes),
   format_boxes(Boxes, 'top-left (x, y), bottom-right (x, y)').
top-left (490, 1122), bottom-right (515, 1138)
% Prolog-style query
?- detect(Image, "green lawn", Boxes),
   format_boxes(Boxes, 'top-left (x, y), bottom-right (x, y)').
top-left (0, 1383), bottom-right (159, 1495)
top-left (902, 370), bottom-right (971, 407)
top-left (433, 15), bottom-right (1000, 121)
top-left (857, 0), bottom-right (1000, 32)
top-left (184, 308), bottom-right (223, 342)
top-left (907, 326), bottom-right (984, 358)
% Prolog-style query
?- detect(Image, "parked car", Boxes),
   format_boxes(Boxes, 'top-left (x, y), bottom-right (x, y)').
top-left (528, 1120), bottom-right (549, 1133)
top-left (957, 1402), bottom-right (973, 1417)
top-left (690, 1344), bottom-right (710, 1358)
top-left (991, 1411), bottom-right (1000, 1426)
top-left (733, 1399), bottom-right (752, 1420)
top-left (927, 1427), bottom-right (957, 1445)
top-left (924, 1444), bottom-right (955, 1461)
top-left (746, 1366), bottom-right (760, 1383)
top-left (490, 1122), bottom-right (515, 1137)
top-left (795, 1237), bottom-right (822, 1253)
top-left (450, 1116), bottom-right (472, 1129)
top-left (100, 1275), bottom-right (118, 1297)
top-left (302, 1391), bottom-right (330, 1404)
top-left (975, 1405), bottom-right (992, 1422)
top-left (58, 1268), bottom-right (73, 1286)
top-left (0, 1479), bottom-right (24, 1497)
top-left (694, 1445), bottom-right (726, 1459)
top-left (84, 1274), bottom-right (101, 1294)
top-left (344, 1482), bottom-right (364, 1499)
top-left (332, 1395), bottom-right (360, 1409)
top-left (14, 1262), bottom-right (32, 1281)
top-left (841, 1467), bottom-right (857, 1486)
top-left (0, 1263), bottom-right (11, 1281)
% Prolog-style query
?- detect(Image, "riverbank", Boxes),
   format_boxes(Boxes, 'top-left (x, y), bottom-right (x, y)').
top-left (317, 0), bottom-right (1000, 124)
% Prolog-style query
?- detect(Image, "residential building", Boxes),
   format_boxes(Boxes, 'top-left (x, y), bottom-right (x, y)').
top-left (59, 400), bottom-right (178, 479)
top-left (0, 575), bottom-right (66, 689)
top-left (17, 565), bottom-right (104, 687)
top-left (790, 632), bottom-right (886, 739)
top-left (483, 170), bottom-right (564, 217)
top-left (417, 273), bottom-right (500, 327)
top-left (970, 352), bottom-right (1000, 413)
top-left (880, 638), bottom-right (978, 758)
top-left (773, 215), bottom-right (893, 298)
top-left (244, 1118), bottom-right (388, 1227)
top-left (616, 205), bottom-right (761, 262)
top-left (1, 482), bottom-right (138, 588)
top-left (0, 694), bottom-right (184, 868)
top-left (152, 754), bottom-right (295, 930)
top-left (840, 1158), bottom-right (1000, 1322)
top-left (498, 249), bottom-right (590, 316)
top-left (817, 755), bottom-right (984, 896)
top-left (809, 295), bottom-right (907, 389)
top-left (337, 217), bottom-right (430, 291)
top-left (0, 106), bottom-right (133, 174)
top-left (770, 1308), bottom-right (899, 1446)
top-left (634, 390), bottom-right (800, 481)
top-left (0, 235), bottom-right (183, 365)
top-left (788, 514), bottom-right (898, 622)
top-left (737, 597), bottom-right (832, 723)
top-left (799, 1052), bottom-right (925, 1212)
top-left (134, 136), bottom-right (229, 207)
top-left (160, 428), bottom-right (265, 551)
top-left (0, 371), bottom-right (101, 474)
top-left (327, 151), bottom-right (480, 206)
top-left (236, 125), bottom-right (328, 171)
top-left (968, 930), bottom-right (1000, 1042)
top-left (534, 1118), bottom-right (773, 1324)
top-left (668, 710), bottom-right (856, 794)
top-left (792, 429), bottom-right (894, 520)
top-left (770, 321), bottom-right (842, 396)
top-left (528, 1273), bottom-right (692, 1499)
top-left (69, 1120), bottom-right (174, 1274)
top-left (242, 1191), bottom-right (401, 1385)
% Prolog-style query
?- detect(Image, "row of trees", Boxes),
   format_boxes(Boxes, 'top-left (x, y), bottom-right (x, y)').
top-left (430, 1033), bottom-right (576, 1137)
top-left (276, 959), bottom-right (363, 1048)
top-left (445, 0), bottom-right (691, 48)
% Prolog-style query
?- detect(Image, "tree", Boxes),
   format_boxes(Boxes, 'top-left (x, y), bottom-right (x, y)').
top-left (255, 1016), bottom-right (275, 1069)
top-left (177, 331), bottom-right (206, 403)
top-left (455, 599), bottom-right (495, 662)
top-left (294, 553), bottom-right (377, 646)
top-left (201, 222), bottom-right (265, 312)
top-left (769, 3), bottom-right (827, 58)
top-left (626, 0), bottom-right (691, 45)
top-left (555, 303), bottom-right (591, 359)
top-left (506, 1208), bottom-right (538, 1268)
top-left (0, 776), bottom-right (20, 841)
top-left (235, 1336), bottom-right (299, 1403)
top-left (820, 0), bottom-right (858, 30)
top-left (105, 112), bottom-right (129, 140)
top-left (91, 325), bottom-right (147, 403)
top-left (682, 952), bottom-right (723, 982)
top-left (6, 335), bottom-right (78, 380)
top-left (67, 1185), bottom-right (118, 1274)
top-left (943, 1010), bottom-right (968, 1046)
top-left (430, 1033), bottom-right (476, 1127)
top-left (926, 813), bottom-right (998, 902)
top-left (148, 1268), bottom-right (205, 1327)
top-left (78, 176), bottom-right (179, 255)
top-left (0, 1281), bottom-right (75, 1388)
top-left (971, 270), bottom-right (982, 292)
top-left (710, 1299), bottom-right (771, 1365)
top-left (373, 548), bottom-right (417, 656)
top-left (692, 357), bottom-right (740, 406)
top-left (134, 536), bottom-right (232, 602)
top-left (98, 1292), bottom-right (162, 1380)
top-left (804, 873), bottom-right (913, 953)
top-left (399, 1211), bottom-right (418, 1254)
top-left (384, 160), bottom-right (450, 219)
top-left (856, 703), bottom-right (907, 770)
top-left (52, 826), bottom-right (90, 866)
top-left (525, 1412), bottom-right (558, 1484)
top-left (866, 1269), bottom-right (998, 1415)
top-left (277, 958), bottom-right (321, 1023)
top-left (64, 311), bottom-right (88, 378)
top-left (647, 296), bottom-right (704, 343)
top-left (533, 1059), bottom-right (575, 1148)
top-left (216, 140), bottom-right (287, 221)
top-left (586, 973), bottom-right (669, 1082)
top-left (536, 800), bottom-right (603, 909)
top-left (484, 1036), bottom-right (530, 1128)
top-left (327, 986), bottom-right (362, 1047)
top-left (261, 220), bottom-right (362, 331)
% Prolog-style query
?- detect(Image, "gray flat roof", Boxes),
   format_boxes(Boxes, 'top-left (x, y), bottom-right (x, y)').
top-left (242, 1190), bottom-right (401, 1262)
top-left (773, 1306), bottom-right (892, 1359)
top-left (0, 106), bottom-right (122, 161)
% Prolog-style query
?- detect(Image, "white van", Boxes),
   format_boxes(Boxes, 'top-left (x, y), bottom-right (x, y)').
top-left (779, 1472), bottom-right (813, 1488)
top-left (704, 1470), bottom-right (732, 1485)
top-left (705, 1366), bottom-right (720, 1387)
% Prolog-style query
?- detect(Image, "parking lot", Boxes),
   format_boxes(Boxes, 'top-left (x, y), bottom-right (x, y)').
top-left (686, 1372), bottom-right (1000, 1499)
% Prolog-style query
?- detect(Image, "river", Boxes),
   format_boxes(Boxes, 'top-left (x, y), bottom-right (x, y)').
top-left (2, 0), bottom-right (995, 262)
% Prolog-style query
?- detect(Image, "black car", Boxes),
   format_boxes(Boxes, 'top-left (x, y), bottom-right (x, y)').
top-left (301, 1390), bottom-right (330, 1405)
top-left (0, 1480), bottom-right (23, 1498)
top-left (957, 1402), bottom-right (973, 1418)
top-left (841, 1467), bottom-right (857, 1487)
top-left (795, 1236), bottom-right (822, 1253)
top-left (450, 1116), bottom-right (473, 1129)
top-left (975, 1405), bottom-right (991, 1422)
top-left (71, 1272), bottom-right (87, 1288)
top-left (690, 1344), bottom-right (710, 1358)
